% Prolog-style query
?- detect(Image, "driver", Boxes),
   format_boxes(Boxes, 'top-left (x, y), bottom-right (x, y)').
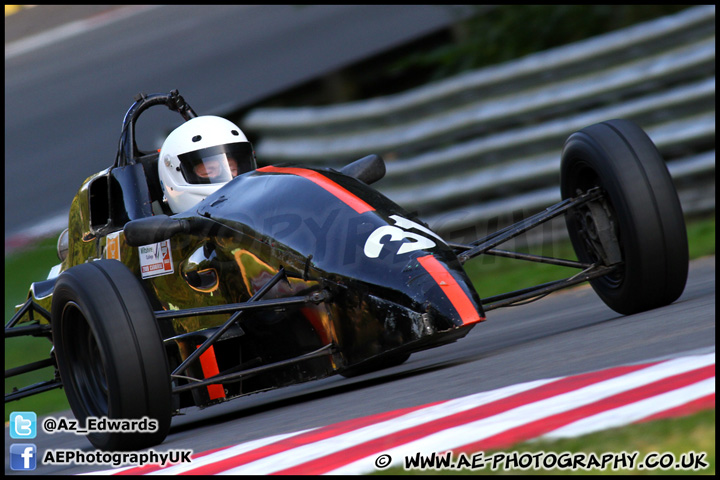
top-left (158, 116), bottom-right (256, 213)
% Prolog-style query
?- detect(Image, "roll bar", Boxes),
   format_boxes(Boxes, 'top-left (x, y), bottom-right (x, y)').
top-left (115, 89), bottom-right (198, 167)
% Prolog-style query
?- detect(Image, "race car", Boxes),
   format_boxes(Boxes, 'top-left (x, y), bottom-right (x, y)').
top-left (5, 90), bottom-right (688, 451)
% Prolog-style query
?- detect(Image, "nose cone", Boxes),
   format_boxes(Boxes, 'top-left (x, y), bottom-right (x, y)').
top-left (401, 253), bottom-right (485, 331)
top-left (414, 254), bottom-right (485, 327)
top-left (334, 250), bottom-right (485, 367)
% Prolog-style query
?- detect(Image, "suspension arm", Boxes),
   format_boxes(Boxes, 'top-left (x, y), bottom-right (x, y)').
top-left (456, 187), bottom-right (603, 264)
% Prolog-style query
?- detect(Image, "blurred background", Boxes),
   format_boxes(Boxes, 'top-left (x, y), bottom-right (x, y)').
top-left (5, 5), bottom-right (714, 252)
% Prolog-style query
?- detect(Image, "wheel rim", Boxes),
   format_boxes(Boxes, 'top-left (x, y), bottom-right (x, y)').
top-left (62, 302), bottom-right (110, 417)
top-left (566, 161), bottom-right (625, 289)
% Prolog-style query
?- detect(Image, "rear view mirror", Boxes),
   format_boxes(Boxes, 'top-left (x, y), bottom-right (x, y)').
top-left (340, 154), bottom-right (386, 185)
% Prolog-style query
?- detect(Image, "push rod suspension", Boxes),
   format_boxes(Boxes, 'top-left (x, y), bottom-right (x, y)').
top-left (449, 246), bottom-right (593, 270)
top-left (482, 264), bottom-right (615, 311)
top-left (4, 323), bottom-right (52, 338)
top-left (172, 343), bottom-right (335, 394)
top-left (5, 299), bottom-right (51, 330)
top-left (456, 187), bottom-right (602, 264)
top-left (6, 379), bottom-right (63, 403)
top-left (5, 358), bottom-right (55, 378)
top-left (156, 292), bottom-right (326, 320)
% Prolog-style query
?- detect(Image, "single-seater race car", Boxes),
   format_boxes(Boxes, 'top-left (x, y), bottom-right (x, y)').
top-left (5, 90), bottom-right (688, 451)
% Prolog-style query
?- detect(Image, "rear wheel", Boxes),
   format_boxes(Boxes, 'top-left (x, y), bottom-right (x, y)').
top-left (51, 260), bottom-right (171, 450)
top-left (560, 119), bottom-right (688, 315)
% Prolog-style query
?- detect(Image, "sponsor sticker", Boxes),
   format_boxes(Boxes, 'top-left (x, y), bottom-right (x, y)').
top-left (139, 240), bottom-right (174, 279)
top-left (106, 231), bottom-right (121, 260)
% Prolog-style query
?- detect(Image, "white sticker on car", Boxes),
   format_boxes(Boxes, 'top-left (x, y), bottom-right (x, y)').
top-left (139, 240), bottom-right (174, 279)
top-left (363, 215), bottom-right (444, 258)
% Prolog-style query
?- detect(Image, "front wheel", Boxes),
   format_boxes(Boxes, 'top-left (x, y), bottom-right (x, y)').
top-left (51, 260), bottom-right (172, 450)
top-left (560, 119), bottom-right (688, 315)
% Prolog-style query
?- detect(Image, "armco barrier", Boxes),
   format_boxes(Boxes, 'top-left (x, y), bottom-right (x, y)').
top-left (240, 6), bottom-right (715, 242)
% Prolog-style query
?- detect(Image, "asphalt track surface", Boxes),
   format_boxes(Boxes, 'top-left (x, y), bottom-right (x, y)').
top-left (5, 255), bottom-right (715, 475)
top-left (5, 4), bottom-right (472, 243)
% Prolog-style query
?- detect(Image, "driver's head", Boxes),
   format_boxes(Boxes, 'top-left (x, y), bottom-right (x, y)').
top-left (158, 116), bottom-right (256, 213)
top-left (193, 156), bottom-right (239, 180)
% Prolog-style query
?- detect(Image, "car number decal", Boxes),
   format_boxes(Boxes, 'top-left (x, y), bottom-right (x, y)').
top-left (363, 215), bottom-right (445, 258)
top-left (139, 240), bottom-right (174, 279)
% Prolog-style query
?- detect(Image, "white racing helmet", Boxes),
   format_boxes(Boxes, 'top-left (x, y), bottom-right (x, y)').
top-left (158, 116), bottom-right (256, 213)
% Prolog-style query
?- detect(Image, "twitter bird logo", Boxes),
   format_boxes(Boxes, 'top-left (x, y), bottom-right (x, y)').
top-left (10, 411), bottom-right (37, 439)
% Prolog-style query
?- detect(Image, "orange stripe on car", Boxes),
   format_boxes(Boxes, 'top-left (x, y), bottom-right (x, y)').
top-left (258, 166), bottom-right (375, 214)
top-left (197, 345), bottom-right (226, 400)
top-left (417, 255), bottom-right (485, 325)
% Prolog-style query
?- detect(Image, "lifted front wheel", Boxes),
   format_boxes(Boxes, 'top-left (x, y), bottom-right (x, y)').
top-left (560, 119), bottom-right (689, 315)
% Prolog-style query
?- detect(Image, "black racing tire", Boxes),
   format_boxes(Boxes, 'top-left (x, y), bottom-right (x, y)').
top-left (560, 119), bottom-right (688, 315)
top-left (340, 352), bottom-right (410, 378)
top-left (51, 259), bottom-right (171, 451)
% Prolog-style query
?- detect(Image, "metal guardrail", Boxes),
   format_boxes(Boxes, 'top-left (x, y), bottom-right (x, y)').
top-left (240, 6), bottom-right (715, 240)
top-left (243, 6), bottom-right (715, 135)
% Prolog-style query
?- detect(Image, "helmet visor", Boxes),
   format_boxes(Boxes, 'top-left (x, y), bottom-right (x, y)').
top-left (178, 142), bottom-right (255, 185)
